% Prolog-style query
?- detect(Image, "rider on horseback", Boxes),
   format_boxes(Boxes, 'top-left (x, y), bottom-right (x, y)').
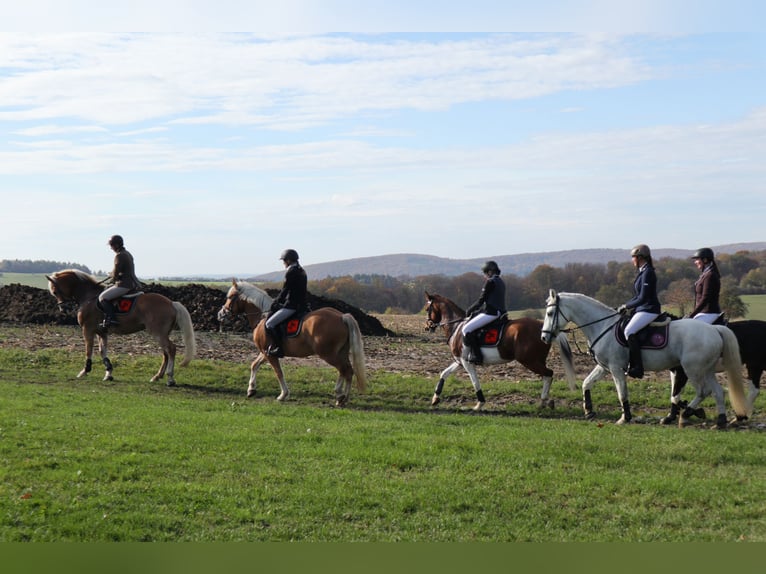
top-left (617, 244), bottom-right (661, 379)
top-left (98, 235), bottom-right (141, 329)
top-left (689, 247), bottom-right (722, 323)
top-left (265, 249), bottom-right (308, 358)
top-left (461, 260), bottom-right (506, 364)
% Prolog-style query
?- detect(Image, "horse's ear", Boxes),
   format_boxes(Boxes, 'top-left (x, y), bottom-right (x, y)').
top-left (424, 290), bottom-right (431, 300)
top-left (46, 275), bottom-right (55, 285)
top-left (231, 278), bottom-right (237, 286)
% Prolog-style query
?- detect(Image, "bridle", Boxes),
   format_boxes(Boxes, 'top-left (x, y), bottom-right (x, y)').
top-left (424, 299), bottom-right (464, 333)
top-left (218, 291), bottom-right (262, 323)
top-left (543, 294), bottom-right (621, 356)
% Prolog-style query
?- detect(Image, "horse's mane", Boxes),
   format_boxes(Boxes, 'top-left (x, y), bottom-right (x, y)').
top-left (558, 291), bottom-right (614, 312)
top-left (235, 281), bottom-right (274, 310)
top-left (430, 293), bottom-right (466, 316)
top-left (51, 269), bottom-right (100, 286)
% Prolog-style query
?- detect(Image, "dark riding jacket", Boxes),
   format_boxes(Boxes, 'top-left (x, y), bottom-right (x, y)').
top-left (690, 264), bottom-right (721, 316)
top-left (625, 264), bottom-right (660, 313)
top-left (466, 275), bottom-right (506, 316)
top-left (110, 249), bottom-right (141, 290)
top-left (271, 262), bottom-right (308, 312)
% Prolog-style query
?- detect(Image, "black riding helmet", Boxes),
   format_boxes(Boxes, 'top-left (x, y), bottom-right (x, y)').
top-left (280, 249), bottom-right (299, 262)
top-left (692, 247), bottom-right (714, 261)
top-left (481, 260), bottom-right (500, 275)
top-left (108, 234), bottom-right (124, 249)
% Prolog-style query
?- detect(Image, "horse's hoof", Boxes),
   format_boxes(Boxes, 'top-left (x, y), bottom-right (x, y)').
top-left (615, 415), bottom-right (631, 425)
top-left (150, 376), bottom-right (159, 383)
top-left (166, 380), bottom-right (176, 387)
top-left (246, 389), bottom-right (256, 398)
top-left (103, 374), bottom-right (114, 382)
top-left (546, 399), bottom-right (555, 410)
top-left (714, 414), bottom-right (728, 429)
top-left (659, 414), bottom-right (677, 425)
top-left (276, 393), bottom-right (289, 402)
top-left (473, 402), bottom-right (485, 411)
top-left (335, 396), bottom-right (348, 408)
top-left (77, 370), bottom-right (88, 379)
top-left (431, 394), bottom-right (441, 407)
top-left (584, 411), bottom-right (596, 421)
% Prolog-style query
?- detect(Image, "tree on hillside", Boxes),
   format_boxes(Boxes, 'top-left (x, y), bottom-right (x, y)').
top-left (0, 259), bottom-right (91, 273)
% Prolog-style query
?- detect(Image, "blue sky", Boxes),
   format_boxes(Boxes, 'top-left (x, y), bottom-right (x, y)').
top-left (2, 3), bottom-right (765, 277)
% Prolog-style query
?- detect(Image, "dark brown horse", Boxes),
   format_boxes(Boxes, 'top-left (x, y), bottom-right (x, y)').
top-left (424, 291), bottom-right (577, 410)
top-left (46, 269), bottom-right (196, 385)
top-left (217, 280), bottom-right (367, 406)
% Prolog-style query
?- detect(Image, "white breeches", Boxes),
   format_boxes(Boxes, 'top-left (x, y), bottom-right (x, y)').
top-left (624, 311), bottom-right (660, 338)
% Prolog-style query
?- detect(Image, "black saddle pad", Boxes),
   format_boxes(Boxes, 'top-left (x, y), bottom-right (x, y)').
top-left (615, 313), bottom-right (672, 350)
top-left (279, 309), bottom-right (310, 338)
top-left (115, 292), bottom-right (144, 314)
top-left (476, 315), bottom-right (509, 347)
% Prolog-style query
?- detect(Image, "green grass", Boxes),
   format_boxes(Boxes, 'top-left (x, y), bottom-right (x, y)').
top-left (1, 346), bottom-right (765, 542)
top-left (741, 294), bottom-right (766, 321)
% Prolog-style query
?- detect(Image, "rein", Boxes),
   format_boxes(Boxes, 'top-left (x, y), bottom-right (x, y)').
top-left (545, 296), bottom-right (621, 356)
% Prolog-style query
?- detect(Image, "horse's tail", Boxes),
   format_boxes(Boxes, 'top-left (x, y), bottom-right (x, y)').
top-left (715, 325), bottom-right (751, 418)
top-left (343, 313), bottom-right (367, 393)
top-left (173, 301), bottom-right (197, 367)
top-left (555, 332), bottom-right (578, 391)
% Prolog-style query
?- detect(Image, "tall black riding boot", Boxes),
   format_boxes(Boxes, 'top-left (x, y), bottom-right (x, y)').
top-left (626, 335), bottom-right (644, 379)
top-left (266, 326), bottom-right (284, 358)
top-left (100, 300), bottom-right (118, 328)
top-left (463, 332), bottom-right (483, 365)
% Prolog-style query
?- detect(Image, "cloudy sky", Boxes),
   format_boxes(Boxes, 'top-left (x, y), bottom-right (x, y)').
top-left (2, 3), bottom-right (765, 277)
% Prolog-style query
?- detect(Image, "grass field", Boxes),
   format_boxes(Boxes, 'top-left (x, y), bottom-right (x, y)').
top-left (1, 336), bottom-right (765, 542)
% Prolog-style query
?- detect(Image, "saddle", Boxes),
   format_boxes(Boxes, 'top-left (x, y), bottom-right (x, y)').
top-left (614, 313), bottom-right (673, 350)
top-left (276, 308), bottom-right (310, 338)
top-left (98, 291), bottom-right (143, 314)
top-left (475, 314), bottom-right (510, 347)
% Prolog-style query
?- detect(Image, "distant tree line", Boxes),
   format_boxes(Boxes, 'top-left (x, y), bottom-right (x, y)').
top-left (259, 250), bottom-right (766, 319)
top-left (0, 259), bottom-right (91, 274)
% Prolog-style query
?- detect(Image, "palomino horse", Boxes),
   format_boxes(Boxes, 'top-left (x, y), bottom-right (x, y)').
top-left (46, 269), bottom-right (196, 385)
top-left (217, 280), bottom-right (367, 406)
top-left (541, 289), bottom-right (751, 428)
top-left (660, 319), bottom-right (765, 424)
top-left (424, 291), bottom-right (577, 411)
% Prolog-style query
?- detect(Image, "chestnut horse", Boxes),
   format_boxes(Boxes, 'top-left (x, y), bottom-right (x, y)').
top-left (217, 280), bottom-right (367, 406)
top-left (424, 291), bottom-right (577, 411)
top-left (46, 269), bottom-right (196, 385)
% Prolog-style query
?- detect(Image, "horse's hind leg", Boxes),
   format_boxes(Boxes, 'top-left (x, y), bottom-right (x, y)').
top-left (151, 336), bottom-right (174, 385)
top-left (746, 364), bottom-right (761, 406)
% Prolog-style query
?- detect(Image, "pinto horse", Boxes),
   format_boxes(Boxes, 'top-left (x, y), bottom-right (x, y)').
top-left (424, 291), bottom-right (577, 411)
top-left (217, 280), bottom-right (367, 406)
top-left (660, 319), bottom-right (766, 424)
top-left (541, 289), bottom-right (751, 428)
top-left (46, 269), bottom-right (196, 385)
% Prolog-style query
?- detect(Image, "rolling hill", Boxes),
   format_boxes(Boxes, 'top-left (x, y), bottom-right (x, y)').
top-left (249, 242), bottom-right (766, 281)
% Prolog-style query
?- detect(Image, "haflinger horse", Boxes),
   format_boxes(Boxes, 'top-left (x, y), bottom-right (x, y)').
top-left (541, 289), bottom-right (752, 428)
top-left (217, 280), bottom-right (367, 406)
top-left (46, 269), bottom-right (196, 385)
top-left (424, 291), bottom-right (577, 411)
top-left (660, 319), bottom-right (765, 424)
